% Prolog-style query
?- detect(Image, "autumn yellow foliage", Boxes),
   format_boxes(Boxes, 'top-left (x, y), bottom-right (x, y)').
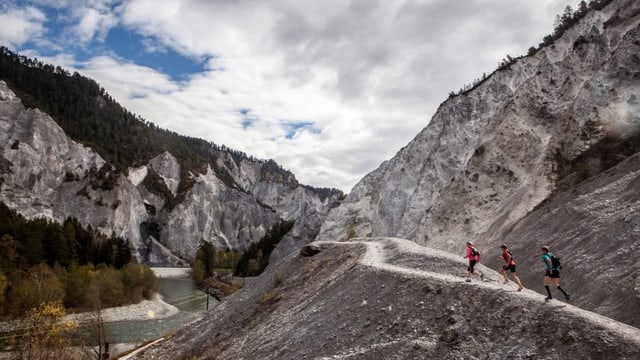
top-left (11, 301), bottom-right (79, 360)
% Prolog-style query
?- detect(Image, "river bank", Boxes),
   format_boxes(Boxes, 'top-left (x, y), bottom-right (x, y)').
top-left (1, 267), bottom-right (205, 358)
top-left (0, 293), bottom-right (180, 332)
top-left (66, 294), bottom-right (180, 323)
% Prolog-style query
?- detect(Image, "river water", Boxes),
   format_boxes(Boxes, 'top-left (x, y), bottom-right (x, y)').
top-left (105, 268), bottom-right (215, 349)
top-left (0, 268), bottom-right (214, 357)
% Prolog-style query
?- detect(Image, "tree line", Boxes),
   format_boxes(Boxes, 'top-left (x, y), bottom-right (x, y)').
top-left (234, 220), bottom-right (295, 277)
top-left (535, 0), bottom-right (613, 54)
top-left (190, 220), bottom-right (295, 283)
top-left (0, 201), bottom-right (157, 318)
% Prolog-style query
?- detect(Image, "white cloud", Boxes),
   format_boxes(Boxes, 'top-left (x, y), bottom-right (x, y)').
top-left (70, 6), bottom-right (118, 43)
top-left (0, 6), bottom-right (46, 48)
top-left (82, 55), bottom-right (179, 98)
top-left (7, 0), bottom-right (578, 192)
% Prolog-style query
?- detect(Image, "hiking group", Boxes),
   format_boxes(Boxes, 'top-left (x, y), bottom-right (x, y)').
top-left (463, 242), bottom-right (571, 302)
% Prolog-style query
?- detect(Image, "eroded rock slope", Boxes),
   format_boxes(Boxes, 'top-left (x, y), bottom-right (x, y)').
top-left (317, 0), bottom-right (640, 253)
top-left (130, 238), bottom-right (640, 360)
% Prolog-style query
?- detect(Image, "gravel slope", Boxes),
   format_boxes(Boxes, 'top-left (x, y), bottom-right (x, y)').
top-left (130, 237), bottom-right (640, 360)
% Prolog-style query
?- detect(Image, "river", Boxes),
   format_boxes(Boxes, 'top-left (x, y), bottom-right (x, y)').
top-left (0, 268), bottom-right (214, 358)
top-left (105, 267), bottom-right (216, 355)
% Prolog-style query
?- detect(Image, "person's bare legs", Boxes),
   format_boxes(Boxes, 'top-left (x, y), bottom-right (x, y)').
top-left (499, 267), bottom-right (509, 284)
top-left (511, 272), bottom-right (524, 291)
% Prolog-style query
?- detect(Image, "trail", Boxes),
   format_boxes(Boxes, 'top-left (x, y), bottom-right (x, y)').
top-left (318, 237), bottom-right (640, 346)
top-left (129, 236), bottom-right (640, 359)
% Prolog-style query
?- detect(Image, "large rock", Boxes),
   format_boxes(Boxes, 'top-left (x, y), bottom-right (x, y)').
top-left (299, 243), bottom-right (321, 256)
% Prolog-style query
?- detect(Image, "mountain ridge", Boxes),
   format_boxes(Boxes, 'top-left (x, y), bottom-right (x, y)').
top-left (317, 0), bottom-right (640, 249)
top-left (0, 78), bottom-right (341, 265)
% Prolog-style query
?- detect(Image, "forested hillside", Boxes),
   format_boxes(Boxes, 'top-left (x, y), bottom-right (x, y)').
top-left (0, 202), bottom-right (157, 317)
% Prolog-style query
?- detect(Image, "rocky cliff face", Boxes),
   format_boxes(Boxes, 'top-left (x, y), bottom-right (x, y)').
top-left (317, 0), bottom-right (640, 251)
top-left (0, 81), bottom-right (340, 265)
top-left (315, 0), bottom-right (640, 327)
top-left (0, 82), bottom-right (146, 247)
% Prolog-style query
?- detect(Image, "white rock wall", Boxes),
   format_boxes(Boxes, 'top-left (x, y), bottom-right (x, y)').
top-left (316, 0), bottom-right (640, 254)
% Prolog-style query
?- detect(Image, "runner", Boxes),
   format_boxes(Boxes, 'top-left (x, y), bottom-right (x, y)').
top-left (463, 241), bottom-right (483, 281)
top-left (498, 244), bottom-right (524, 291)
top-left (541, 246), bottom-right (571, 301)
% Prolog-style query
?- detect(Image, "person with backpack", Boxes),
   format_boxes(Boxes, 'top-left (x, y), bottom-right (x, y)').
top-left (498, 244), bottom-right (524, 291)
top-left (463, 241), bottom-right (483, 281)
top-left (541, 246), bottom-right (571, 301)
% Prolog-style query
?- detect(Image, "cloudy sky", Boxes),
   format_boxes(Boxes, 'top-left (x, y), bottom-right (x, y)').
top-left (0, 0), bottom-right (576, 192)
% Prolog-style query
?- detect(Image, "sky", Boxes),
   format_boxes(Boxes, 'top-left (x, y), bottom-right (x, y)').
top-left (0, 0), bottom-right (577, 192)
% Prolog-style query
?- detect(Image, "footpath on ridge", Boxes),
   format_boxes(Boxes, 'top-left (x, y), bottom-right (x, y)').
top-left (130, 236), bottom-right (640, 360)
top-left (320, 237), bottom-right (640, 346)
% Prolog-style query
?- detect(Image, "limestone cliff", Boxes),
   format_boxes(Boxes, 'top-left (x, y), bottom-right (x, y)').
top-left (317, 0), bottom-right (640, 252)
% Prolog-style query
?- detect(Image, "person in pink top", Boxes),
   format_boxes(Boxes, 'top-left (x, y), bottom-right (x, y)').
top-left (463, 241), bottom-right (483, 281)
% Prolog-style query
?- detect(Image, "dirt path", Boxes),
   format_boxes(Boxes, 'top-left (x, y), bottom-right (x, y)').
top-left (130, 237), bottom-right (640, 359)
top-left (321, 237), bottom-right (640, 346)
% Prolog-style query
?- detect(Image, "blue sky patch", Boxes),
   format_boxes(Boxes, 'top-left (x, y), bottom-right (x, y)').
top-left (239, 108), bottom-right (254, 129)
top-left (241, 118), bottom-right (254, 129)
top-left (284, 121), bottom-right (317, 139)
top-left (104, 28), bottom-right (206, 81)
top-left (12, 2), bottom-right (207, 82)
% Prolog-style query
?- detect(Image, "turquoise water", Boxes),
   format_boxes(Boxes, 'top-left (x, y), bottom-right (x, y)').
top-left (103, 269), bottom-right (216, 345)
top-left (0, 268), bottom-right (217, 354)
